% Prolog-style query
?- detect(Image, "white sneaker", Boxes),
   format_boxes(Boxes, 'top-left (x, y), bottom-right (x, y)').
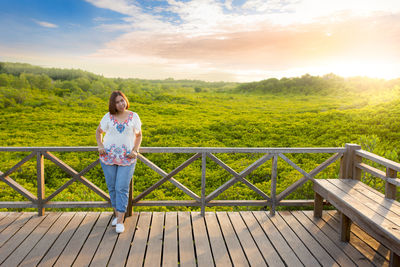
top-left (116, 223), bottom-right (125, 233)
top-left (111, 217), bottom-right (118, 227)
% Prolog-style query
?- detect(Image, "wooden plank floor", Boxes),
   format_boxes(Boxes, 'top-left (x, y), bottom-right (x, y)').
top-left (0, 210), bottom-right (390, 267)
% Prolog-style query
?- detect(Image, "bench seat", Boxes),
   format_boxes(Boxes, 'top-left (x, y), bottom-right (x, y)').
top-left (314, 179), bottom-right (400, 267)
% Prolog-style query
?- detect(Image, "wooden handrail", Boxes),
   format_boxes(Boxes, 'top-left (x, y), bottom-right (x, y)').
top-left (353, 148), bottom-right (400, 200)
top-left (0, 147), bottom-right (346, 153)
top-left (355, 149), bottom-right (400, 172)
top-left (0, 146), bottom-right (348, 216)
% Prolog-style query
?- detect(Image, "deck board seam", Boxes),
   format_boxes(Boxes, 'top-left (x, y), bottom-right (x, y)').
top-left (18, 212), bottom-right (63, 266)
top-left (238, 211), bottom-right (269, 266)
top-left (325, 211), bottom-right (390, 265)
top-left (0, 213), bottom-right (47, 265)
top-left (202, 212), bottom-right (216, 266)
top-left (87, 212), bottom-right (113, 267)
top-left (213, 211), bottom-right (234, 265)
top-left (34, 212), bottom-right (76, 267)
top-left (300, 210), bottom-right (366, 266)
top-left (225, 212), bottom-right (251, 266)
top-left (250, 211), bottom-right (287, 265)
top-left (116, 212), bottom-right (140, 267)
top-left (0, 213), bottom-right (31, 248)
top-left (250, 211), bottom-right (288, 266)
top-left (264, 211), bottom-right (307, 266)
top-left (70, 212), bottom-right (101, 266)
top-left (289, 210), bottom-right (340, 265)
top-left (142, 212), bottom-right (153, 266)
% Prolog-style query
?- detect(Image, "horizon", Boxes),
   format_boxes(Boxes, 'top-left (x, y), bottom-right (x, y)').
top-left (1, 0), bottom-right (400, 82)
top-left (3, 61), bottom-right (399, 83)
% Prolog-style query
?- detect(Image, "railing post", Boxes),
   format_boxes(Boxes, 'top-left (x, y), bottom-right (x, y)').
top-left (127, 180), bottom-right (133, 217)
top-left (385, 167), bottom-right (397, 199)
top-left (201, 152), bottom-right (206, 217)
top-left (37, 152), bottom-right (45, 216)
top-left (339, 144), bottom-right (361, 180)
top-left (270, 155), bottom-right (278, 216)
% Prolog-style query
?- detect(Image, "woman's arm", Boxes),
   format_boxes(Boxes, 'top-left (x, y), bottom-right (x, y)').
top-left (129, 131), bottom-right (142, 159)
top-left (96, 124), bottom-right (106, 155)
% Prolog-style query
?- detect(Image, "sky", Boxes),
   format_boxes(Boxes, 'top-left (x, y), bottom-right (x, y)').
top-left (1, 0), bottom-right (400, 82)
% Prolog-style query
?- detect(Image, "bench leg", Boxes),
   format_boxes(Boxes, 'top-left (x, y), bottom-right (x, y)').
top-left (314, 192), bottom-right (323, 218)
top-left (390, 251), bottom-right (400, 267)
top-left (340, 212), bottom-right (351, 242)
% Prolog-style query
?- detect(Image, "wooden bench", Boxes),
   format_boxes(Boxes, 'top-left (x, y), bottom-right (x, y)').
top-left (314, 178), bottom-right (400, 267)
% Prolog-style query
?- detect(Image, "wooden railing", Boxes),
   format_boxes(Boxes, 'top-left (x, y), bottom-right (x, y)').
top-left (2, 144), bottom-right (397, 216)
top-left (349, 145), bottom-right (400, 200)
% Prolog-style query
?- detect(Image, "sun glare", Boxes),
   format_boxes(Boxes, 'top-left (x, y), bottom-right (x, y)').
top-left (323, 61), bottom-right (399, 80)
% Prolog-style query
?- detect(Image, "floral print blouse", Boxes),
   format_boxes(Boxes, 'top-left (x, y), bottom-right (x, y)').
top-left (99, 111), bottom-right (141, 166)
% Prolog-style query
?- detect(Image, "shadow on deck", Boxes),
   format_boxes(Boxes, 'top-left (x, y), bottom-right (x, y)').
top-left (0, 210), bottom-right (390, 267)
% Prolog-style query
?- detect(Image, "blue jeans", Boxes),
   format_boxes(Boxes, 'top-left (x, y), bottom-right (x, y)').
top-left (101, 161), bottom-right (136, 213)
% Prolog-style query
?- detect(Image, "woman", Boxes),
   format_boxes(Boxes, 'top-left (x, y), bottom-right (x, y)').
top-left (96, 91), bottom-right (142, 233)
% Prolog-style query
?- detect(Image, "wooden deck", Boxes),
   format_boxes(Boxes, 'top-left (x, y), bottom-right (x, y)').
top-left (0, 210), bottom-right (391, 267)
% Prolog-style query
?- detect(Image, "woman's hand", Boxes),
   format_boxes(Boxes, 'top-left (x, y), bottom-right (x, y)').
top-left (127, 150), bottom-right (138, 159)
top-left (98, 147), bottom-right (106, 155)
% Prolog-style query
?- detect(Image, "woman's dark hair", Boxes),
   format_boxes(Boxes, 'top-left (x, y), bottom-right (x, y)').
top-left (109, 91), bottom-right (130, 114)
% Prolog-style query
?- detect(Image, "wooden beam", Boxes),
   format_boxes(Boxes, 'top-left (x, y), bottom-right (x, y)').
top-left (0, 199), bottom-right (315, 208)
top-left (127, 180), bottom-right (133, 217)
top-left (77, 176), bottom-right (110, 202)
top-left (390, 252), bottom-right (400, 267)
top-left (0, 147), bottom-right (98, 152)
top-left (276, 153), bottom-right (342, 202)
top-left (356, 162), bottom-right (386, 179)
top-left (278, 153), bottom-right (310, 178)
top-left (240, 153), bottom-right (274, 177)
top-left (206, 152), bottom-right (241, 177)
top-left (353, 153), bottom-right (362, 181)
top-left (205, 153), bottom-right (273, 202)
top-left (44, 177), bottom-right (79, 203)
top-left (139, 147), bottom-right (346, 154)
top-left (43, 151), bottom-right (110, 201)
top-left (270, 155), bottom-right (278, 216)
top-left (78, 158), bottom-right (100, 176)
top-left (206, 153), bottom-right (270, 201)
top-left (134, 153), bottom-right (201, 202)
top-left (314, 192), bottom-right (323, 218)
top-left (0, 146), bottom-right (347, 153)
top-left (341, 144), bottom-right (361, 179)
top-left (201, 152), bottom-right (206, 216)
top-left (0, 201), bottom-right (37, 208)
top-left (204, 177), bottom-right (238, 202)
top-left (0, 173), bottom-right (37, 202)
top-left (43, 151), bottom-right (81, 178)
top-left (385, 167), bottom-right (398, 200)
top-left (355, 162), bottom-right (400, 186)
top-left (340, 212), bottom-right (351, 242)
top-left (133, 199), bottom-right (314, 206)
top-left (277, 177), bottom-right (308, 203)
top-left (356, 149), bottom-right (400, 172)
top-left (0, 152), bottom-right (36, 179)
top-left (37, 152), bottom-right (45, 216)
top-left (43, 201), bottom-right (110, 208)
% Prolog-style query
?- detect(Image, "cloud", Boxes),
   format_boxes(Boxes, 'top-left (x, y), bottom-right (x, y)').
top-left (94, 13), bottom-right (400, 64)
top-left (33, 19), bottom-right (58, 28)
top-left (84, 0), bottom-right (400, 81)
top-left (84, 0), bottom-right (141, 16)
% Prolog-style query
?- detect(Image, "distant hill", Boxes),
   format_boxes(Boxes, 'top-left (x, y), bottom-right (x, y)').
top-left (0, 61), bottom-right (237, 108)
top-left (1, 61), bottom-right (399, 96)
top-left (235, 73), bottom-right (400, 95)
top-left (0, 62), bottom-right (101, 81)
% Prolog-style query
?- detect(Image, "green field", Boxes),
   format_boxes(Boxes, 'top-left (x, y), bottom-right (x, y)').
top-left (1, 62), bottom-right (400, 211)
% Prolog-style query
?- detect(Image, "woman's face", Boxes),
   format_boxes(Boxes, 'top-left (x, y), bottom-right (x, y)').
top-left (115, 95), bottom-right (126, 113)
